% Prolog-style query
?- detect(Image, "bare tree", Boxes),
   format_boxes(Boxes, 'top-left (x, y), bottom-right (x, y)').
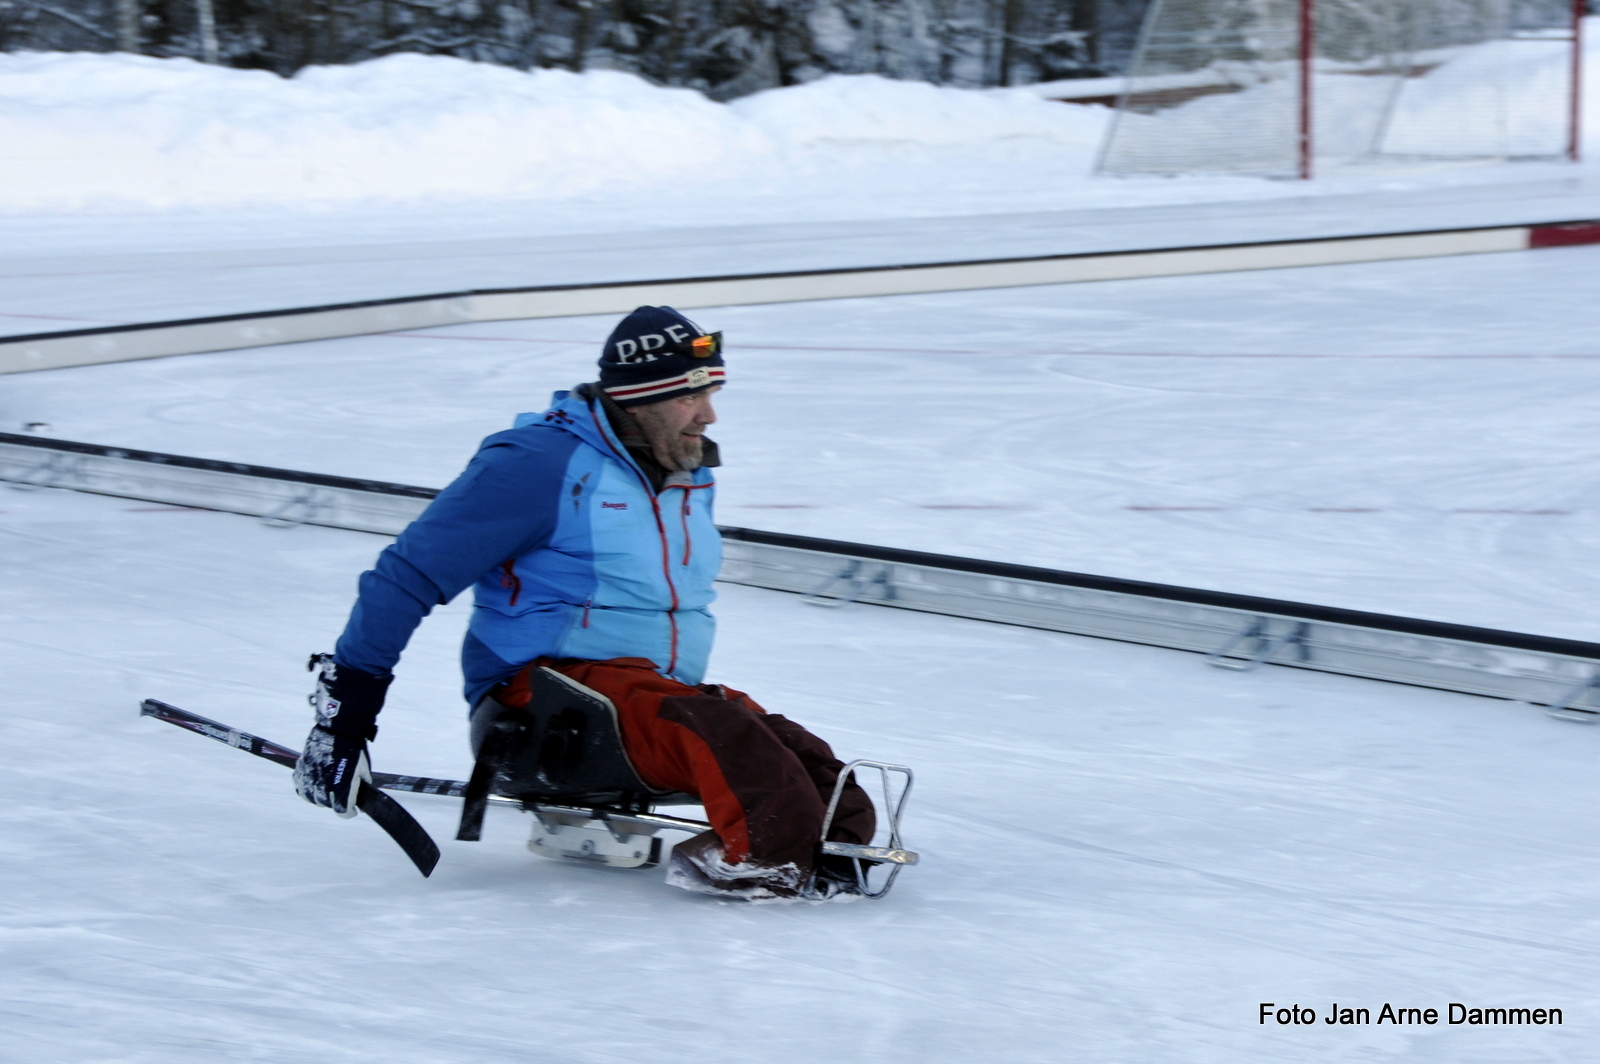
top-left (4, 0), bottom-right (1152, 91)
top-left (115, 0), bottom-right (138, 49)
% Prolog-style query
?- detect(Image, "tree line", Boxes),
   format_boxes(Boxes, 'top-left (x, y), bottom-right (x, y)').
top-left (0, 0), bottom-right (1151, 97)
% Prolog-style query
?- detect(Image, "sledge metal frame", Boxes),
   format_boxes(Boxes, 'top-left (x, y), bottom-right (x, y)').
top-left (142, 699), bottom-right (922, 892)
top-left (816, 761), bottom-right (919, 899)
top-left (376, 772), bottom-right (725, 840)
top-left (12, 430), bottom-right (1600, 719)
top-left (526, 808), bottom-right (666, 868)
top-left (341, 765), bottom-right (922, 896)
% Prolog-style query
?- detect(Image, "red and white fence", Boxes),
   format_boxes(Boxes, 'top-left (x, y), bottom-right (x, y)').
top-left (3, 217), bottom-right (1598, 375)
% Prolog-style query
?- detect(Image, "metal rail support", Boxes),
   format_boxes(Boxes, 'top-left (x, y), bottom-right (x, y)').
top-left (1207, 618), bottom-right (1311, 672)
top-left (260, 488), bottom-right (332, 528)
top-left (4, 451), bottom-right (88, 491)
top-left (802, 559), bottom-right (895, 608)
top-left (1545, 671), bottom-right (1600, 722)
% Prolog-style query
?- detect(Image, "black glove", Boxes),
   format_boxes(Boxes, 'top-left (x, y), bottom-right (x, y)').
top-left (292, 654), bottom-right (392, 817)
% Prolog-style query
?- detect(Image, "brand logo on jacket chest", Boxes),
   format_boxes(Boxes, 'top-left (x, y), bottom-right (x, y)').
top-left (601, 501), bottom-right (629, 510)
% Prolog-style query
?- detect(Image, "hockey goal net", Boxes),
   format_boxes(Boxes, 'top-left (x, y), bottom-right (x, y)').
top-left (1096, 0), bottom-right (1584, 177)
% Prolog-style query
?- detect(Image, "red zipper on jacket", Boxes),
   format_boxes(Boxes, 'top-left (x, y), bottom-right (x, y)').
top-left (500, 559), bottom-right (522, 607)
top-left (677, 481), bottom-right (714, 565)
top-left (679, 489), bottom-right (692, 565)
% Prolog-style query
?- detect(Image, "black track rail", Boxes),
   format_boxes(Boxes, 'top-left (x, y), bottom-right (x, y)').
top-left (7, 430), bottom-right (1599, 663)
top-left (2, 217), bottom-right (1595, 347)
top-left (0, 431), bottom-right (438, 499)
top-left (718, 527), bottom-right (1600, 660)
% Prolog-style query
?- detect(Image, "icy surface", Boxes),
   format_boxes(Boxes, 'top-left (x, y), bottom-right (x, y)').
top-left (2, 176), bottom-right (1600, 336)
top-left (1, 485), bottom-right (1597, 1062)
top-left (6, 243), bottom-right (1600, 640)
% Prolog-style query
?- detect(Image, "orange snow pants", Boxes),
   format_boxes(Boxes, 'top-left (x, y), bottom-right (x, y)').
top-left (495, 657), bottom-right (875, 869)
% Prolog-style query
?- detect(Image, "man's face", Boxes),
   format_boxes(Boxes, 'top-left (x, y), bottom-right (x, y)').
top-left (627, 386), bottom-right (720, 472)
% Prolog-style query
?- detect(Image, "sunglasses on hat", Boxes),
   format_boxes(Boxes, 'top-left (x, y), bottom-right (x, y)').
top-left (689, 331), bottom-right (723, 359)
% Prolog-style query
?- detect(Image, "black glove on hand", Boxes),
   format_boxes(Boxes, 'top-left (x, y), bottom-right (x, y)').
top-left (292, 654), bottom-right (392, 818)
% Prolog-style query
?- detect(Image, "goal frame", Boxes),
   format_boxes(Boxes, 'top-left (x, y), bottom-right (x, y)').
top-left (1101, 0), bottom-right (1586, 179)
top-left (1294, 0), bottom-right (1584, 178)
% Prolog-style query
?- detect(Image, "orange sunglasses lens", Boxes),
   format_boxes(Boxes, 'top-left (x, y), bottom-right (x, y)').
top-left (690, 332), bottom-right (722, 358)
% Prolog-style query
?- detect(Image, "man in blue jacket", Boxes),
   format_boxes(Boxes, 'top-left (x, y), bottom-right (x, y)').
top-left (292, 306), bottom-right (874, 899)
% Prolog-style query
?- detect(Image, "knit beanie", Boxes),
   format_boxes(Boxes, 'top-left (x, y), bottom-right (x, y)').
top-left (597, 306), bottom-right (726, 407)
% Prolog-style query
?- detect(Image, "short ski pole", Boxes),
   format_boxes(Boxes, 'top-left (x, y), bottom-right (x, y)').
top-left (140, 699), bottom-right (441, 877)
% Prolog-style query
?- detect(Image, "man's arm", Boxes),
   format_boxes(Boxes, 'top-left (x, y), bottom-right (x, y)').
top-left (333, 430), bottom-right (578, 677)
top-left (293, 429), bottom-right (577, 815)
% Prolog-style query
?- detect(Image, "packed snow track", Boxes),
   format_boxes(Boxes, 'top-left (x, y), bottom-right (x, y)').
top-left (5, 191), bottom-right (1600, 1061)
top-left (2, 486), bottom-right (1596, 1062)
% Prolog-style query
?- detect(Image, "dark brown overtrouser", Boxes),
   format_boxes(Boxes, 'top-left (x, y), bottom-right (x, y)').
top-left (494, 657), bottom-right (875, 871)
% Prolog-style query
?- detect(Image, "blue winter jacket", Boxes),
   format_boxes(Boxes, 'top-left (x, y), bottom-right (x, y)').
top-left (332, 388), bottom-right (720, 708)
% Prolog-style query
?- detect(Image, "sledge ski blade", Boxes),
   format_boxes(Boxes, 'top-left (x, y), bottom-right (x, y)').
top-left (140, 698), bottom-right (440, 878)
top-left (357, 781), bottom-right (440, 877)
top-left (820, 841), bottom-right (920, 866)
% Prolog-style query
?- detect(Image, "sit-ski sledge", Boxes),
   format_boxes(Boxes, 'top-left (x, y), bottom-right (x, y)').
top-left (140, 666), bottom-right (918, 899)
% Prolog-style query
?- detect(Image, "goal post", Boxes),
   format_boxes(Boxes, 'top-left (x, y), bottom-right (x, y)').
top-left (1096, 0), bottom-right (1585, 178)
top-left (1573, 0), bottom-right (1586, 161)
top-left (1300, 0), bottom-right (1314, 178)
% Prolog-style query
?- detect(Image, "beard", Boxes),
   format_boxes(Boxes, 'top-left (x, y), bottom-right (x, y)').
top-left (629, 402), bottom-right (705, 472)
top-left (656, 432), bottom-right (704, 472)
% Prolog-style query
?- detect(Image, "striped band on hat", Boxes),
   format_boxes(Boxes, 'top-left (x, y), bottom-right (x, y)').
top-left (603, 366), bottom-right (726, 405)
top-left (599, 306), bottom-right (728, 407)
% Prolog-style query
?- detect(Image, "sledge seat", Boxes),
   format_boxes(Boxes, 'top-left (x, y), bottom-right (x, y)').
top-left (456, 666), bottom-right (691, 841)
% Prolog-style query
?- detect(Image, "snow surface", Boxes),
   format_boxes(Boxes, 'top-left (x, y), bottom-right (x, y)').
top-left (3, 484), bottom-right (1598, 1063)
top-left (5, 34), bottom-right (1600, 1060)
top-left (0, 21), bottom-right (1595, 228)
top-left (3, 34), bottom-right (1597, 343)
top-left (6, 242), bottom-right (1600, 642)
top-left (1, 31), bottom-right (1596, 336)
top-left (0, 51), bottom-right (1117, 214)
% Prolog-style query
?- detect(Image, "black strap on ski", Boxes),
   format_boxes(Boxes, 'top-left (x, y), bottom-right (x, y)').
top-left (140, 699), bottom-right (441, 878)
top-left (456, 718), bottom-right (516, 843)
top-left (455, 756), bottom-right (496, 843)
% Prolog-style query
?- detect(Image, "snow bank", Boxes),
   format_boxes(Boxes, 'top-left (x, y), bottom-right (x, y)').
top-left (0, 52), bottom-right (1107, 210)
top-left (1382, 39), bottom-right (1580, 157)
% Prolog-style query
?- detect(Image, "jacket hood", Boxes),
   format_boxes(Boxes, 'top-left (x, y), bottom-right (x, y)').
top-left (514, 386), bottom-right (719, 491)
top-left (513, 388), bottom-right (625, 457)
